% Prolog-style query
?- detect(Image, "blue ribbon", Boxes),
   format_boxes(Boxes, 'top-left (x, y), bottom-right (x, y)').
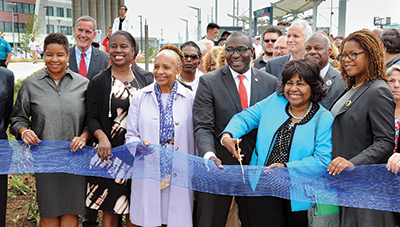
top-left (1, 140), bottom-right (400, 212)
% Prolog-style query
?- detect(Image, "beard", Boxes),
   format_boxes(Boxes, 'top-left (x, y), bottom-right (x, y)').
top-left (264, 51), bottom-right (273, 57)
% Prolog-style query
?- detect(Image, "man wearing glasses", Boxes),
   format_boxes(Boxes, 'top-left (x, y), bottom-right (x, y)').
top-left (179, 41), bottom-right (202, 92)
top-left (194, 31), bottom-right (278, 227)
top-left (264, 19), bottom-right (312, 81)
top-left (252, 27), bottom-right (282, 69)
top-left (69, 16), bottom-right (109, 81)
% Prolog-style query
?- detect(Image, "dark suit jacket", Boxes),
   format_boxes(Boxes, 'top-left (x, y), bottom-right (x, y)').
top-left (194, 65), bottom-right (278, 165)
top-left (319, 65), bottom-right (345, 110)
top-left (331, 79), bottom-right (395, 165)
top-left (0, 67), bottom-right (14, 139)
top-left (68, 46), bottom-right (109, 80)
top-left (264, 54), bottom-right (291, 81)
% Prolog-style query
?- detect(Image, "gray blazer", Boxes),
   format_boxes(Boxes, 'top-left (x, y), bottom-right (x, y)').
top-left (68, 46), bottom-right (109, 80)
top-left (264, 54), bottom-right (291, 81)
top-left (331, 79), bottom-right (395, 165)
top-left (319, 65), bottom-right (345, 110)
top-left (193, 65), bottom-right (278, 165)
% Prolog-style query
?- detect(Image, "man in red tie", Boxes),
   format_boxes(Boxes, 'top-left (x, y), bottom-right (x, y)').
top-left (193, 31), bottom-right (278, 227)
top-left (68, 16), bottom-right (108, 80)
top-left (67, 16), bottom-right (109, 227)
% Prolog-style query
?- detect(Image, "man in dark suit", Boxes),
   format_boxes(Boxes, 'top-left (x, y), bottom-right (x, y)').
top-left (193, 31), bottom-right (278, 227)
top-left (305, 33), bottom-right (345, 110)
top-left (68, 16), bottom-right (108, 227)
top-left (68, 16), bottom-right (109, 80)
top-left (264, 19), bottom-right (312, 80)
top-left (0, 67), bottom-right (14, 227)
top-left (380, 28), bottom-right (400, 69)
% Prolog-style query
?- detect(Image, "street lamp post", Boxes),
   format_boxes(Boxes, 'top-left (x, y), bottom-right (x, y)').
top-left (188, 6), bottom-right (201, 41)
top-left (179, 18), bottom-right (188, 42)
top-left (57, 19), bottom-right (61, 33)
top-left (7, 2), bottom-right (17, 56)
top-left (138, 15), bottom-right (143, 53)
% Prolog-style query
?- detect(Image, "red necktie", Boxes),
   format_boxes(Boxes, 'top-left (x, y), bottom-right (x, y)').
top-left (79, 53), bottom-right (87, 78)
top-left (238, 75), bottom-right (248, 110)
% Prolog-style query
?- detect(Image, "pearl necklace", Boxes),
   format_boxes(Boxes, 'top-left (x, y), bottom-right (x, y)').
top-left (289, 102), bottom-right (312, 121)
top-left (352, 82), bottom-right (363, 90)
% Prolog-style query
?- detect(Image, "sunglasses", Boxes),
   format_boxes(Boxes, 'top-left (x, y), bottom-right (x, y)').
top-left (184, 54), bottom-right (199, 60)
top-left (264, 39), bottom-right (277, 43)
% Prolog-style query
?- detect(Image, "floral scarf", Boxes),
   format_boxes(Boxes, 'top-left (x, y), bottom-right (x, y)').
top-left (154, 81), bottom-right (178, 146)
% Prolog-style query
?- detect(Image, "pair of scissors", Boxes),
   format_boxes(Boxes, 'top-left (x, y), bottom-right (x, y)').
top-left (236, 139), bottom-right (245, 183)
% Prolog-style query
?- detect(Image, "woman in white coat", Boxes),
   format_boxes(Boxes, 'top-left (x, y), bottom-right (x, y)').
top-left (125, 45), bottom-right (195, 227)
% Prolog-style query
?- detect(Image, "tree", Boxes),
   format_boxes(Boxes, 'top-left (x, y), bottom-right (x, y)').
top-left (20, 14), bottom-right (42, 54)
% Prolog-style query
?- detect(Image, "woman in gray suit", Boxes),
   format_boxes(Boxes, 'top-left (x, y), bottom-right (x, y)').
top-left (327, 30), bottom-right (396, 226)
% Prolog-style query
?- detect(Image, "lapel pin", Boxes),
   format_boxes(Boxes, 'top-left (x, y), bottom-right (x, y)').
top-left (326, 80), bottom-right (332, 86)
top-left (345, 100), bottom-right (352, 107)
top-left (255, 78), bottom-right (259, 82)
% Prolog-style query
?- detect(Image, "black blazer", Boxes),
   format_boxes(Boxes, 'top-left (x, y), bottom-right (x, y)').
top-left (264, 54), bottom-right (291, 81)
top-left (69, 46), bottom-right (109, 80)
top-left (319, 65), bottom-right (345, 110)
top-left (86, 66), bottom-right (154, 142)
top-left (331, 79), bottom-right (395, 165)
top-left (193, 65), bottom-right (278, 165)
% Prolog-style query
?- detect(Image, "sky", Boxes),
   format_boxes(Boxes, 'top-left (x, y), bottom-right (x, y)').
top-left (126, 0), bottom-right (400, 43)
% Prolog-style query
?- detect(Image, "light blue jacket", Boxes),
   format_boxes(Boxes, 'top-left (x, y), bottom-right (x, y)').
top-left (223, 93), bottom-right (333, 211)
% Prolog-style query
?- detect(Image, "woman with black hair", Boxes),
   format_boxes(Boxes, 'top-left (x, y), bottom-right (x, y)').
top-left (85, 30), bottom-right (153, 227)
top-left (221, 58), bottom-right (334, 227)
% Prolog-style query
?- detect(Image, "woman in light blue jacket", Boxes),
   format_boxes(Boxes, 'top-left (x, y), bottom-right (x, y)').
top-left (221, 59), bottom-right (333, 227)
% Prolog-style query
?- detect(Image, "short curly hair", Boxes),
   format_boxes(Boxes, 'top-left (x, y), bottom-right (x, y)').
top-left (158, 45), bottom-right (185, 67)
top-left (380, 28), bottom-right (400, 54)
top-left (43, 33), bottom-right (69, 54)
top-left (277, 59), bottom-right (327, 103)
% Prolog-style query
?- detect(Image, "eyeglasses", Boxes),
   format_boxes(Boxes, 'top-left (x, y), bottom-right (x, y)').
top-left (184, 54), bottom-right (199, 60)
top-left (338, 51), bottom-right (364, 62)
top-left (225, 46), bottom-right (252, 55)
top-left (264, 39), bottom-right (277, 43)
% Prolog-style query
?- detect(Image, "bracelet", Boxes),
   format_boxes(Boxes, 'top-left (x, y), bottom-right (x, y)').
top-left (79, 137), bottom-right (86, 143)
top-left (220, 134), bottom-right (231, 146)
top-left (21, 129), bottom-right (32, 140)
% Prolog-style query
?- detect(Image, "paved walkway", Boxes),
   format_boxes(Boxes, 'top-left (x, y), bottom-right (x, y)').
top-left (7, 62), bottom-right (153, 82)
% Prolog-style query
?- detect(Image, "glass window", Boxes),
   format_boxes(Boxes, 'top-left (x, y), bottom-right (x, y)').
top-left (29, 4), bottom-right (34, 14)
top-left (22, 3), bottom-right (29, 13)
top-left (0, 1), bottom-right (3, 11)
top-left (4, 22), bottom-right (12, 32)
top-left (16, 2), bottom-right (22, 13)
top-left (56, 7), bottom-right (63, 17)
top-left (47, 25), bottom-right (54, 34)
top-left (67, 9), bottom-right (72, 18)
top-left (46, 6), bottom-right (53, 16)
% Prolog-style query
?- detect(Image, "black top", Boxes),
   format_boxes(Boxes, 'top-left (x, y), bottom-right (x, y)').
top-left (86, 65), bottom-right (154, 143)
top-left (119, 17), bottom-right (125, 30)
top-left (266, 102), bottom-right (319, 166)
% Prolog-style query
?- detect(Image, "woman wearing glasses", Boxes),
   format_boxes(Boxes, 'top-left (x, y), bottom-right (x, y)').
top-left (178, 41), bottom-right (202, 92)
top-left (327, 30), bottom-right (396, 226)
top-left (85, 31), bottom-right (153, 227)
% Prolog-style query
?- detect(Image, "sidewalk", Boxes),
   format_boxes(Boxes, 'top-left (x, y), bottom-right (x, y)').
top-left (7, 62), bottom-right (45, 82)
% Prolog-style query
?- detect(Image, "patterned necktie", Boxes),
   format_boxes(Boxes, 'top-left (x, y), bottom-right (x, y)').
top-left (238, 75), bottom-right (248, 110)
top-left (79, 53), bottom-right (87, 78)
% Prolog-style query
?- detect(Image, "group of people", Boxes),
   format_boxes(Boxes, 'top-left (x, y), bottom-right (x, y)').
top-left (1, 9), bottom-right (400, 227)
